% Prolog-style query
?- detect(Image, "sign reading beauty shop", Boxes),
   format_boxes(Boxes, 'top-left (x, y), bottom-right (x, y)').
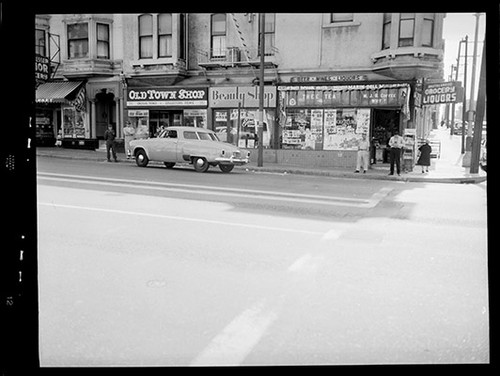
top-left (422, 81), bottom-right (464, 105)
top-left (127, 87), bottom-right (208, 107)
top-left (209, 86), bottom-right (277, 108)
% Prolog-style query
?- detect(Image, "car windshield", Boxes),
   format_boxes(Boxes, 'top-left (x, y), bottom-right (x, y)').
top-left (209, 133), bottom-right (220, 141)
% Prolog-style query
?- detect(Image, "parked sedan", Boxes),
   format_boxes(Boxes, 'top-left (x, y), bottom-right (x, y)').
top-left (129, 126), bottom-right (250, 173)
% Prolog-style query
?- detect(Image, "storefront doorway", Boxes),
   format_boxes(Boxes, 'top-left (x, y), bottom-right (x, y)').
top-left (371, 109), bottom-right (401, 164)
top-left (95, 89), bottom-right (116, 139)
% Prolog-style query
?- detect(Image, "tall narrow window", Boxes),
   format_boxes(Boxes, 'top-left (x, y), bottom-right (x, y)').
top-left (68, 23), bottom-right (89, 59)
top-left (330, 13), bottom-right (354, 23)
top-left (211, 13), bottom-right (226, 58)
top-left (96, 23), bottom-right (110, 59)
top-left (139, 14), bottom-right (153, 58)
top-left (382, 13), bottom-right (391, 49)
top-left (259, 13), bottom-right (275, 56)
top-left (179, 13), bottom-right (186, 60)
top-left (422, 13), bottom-right (435, 47)
top-left (158, 13), bottom-right (172, 57)
top-left (398, 13), bottom-right (415, 47)
top-left (35, 29), bottom-right (46, 56)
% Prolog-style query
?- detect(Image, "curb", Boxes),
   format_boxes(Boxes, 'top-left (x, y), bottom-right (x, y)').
top-left (36, 151), bottom-right (486, 184)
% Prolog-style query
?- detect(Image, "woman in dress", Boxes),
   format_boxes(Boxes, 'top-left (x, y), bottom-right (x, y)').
top-left (416, 139), bottom-right (432, 173)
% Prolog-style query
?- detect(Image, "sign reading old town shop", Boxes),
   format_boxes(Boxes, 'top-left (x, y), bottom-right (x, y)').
top-left (422, 81), bottom-right (464, 105)
top-left (127, 87), bottom-right (208, 107)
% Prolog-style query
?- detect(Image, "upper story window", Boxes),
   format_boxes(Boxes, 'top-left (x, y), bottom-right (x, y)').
top-left (67, 23), bottom-right (89, 59)
top-left (259, 13), bottom-right (275, 56)
top-left (211, 13), bottom-right (226, 58)
top-left (96, 23), bottom-right (110, 59)
top-left (330, 13), bottom-right (354, 23)
top-left (422, 13), bottom-right (435, 47)
top-left (35, 29), bottom-right (46, 56)
top-left (139, 14), bottom-right (153, 58)
top-left (382, 13), bottom-right (391, 50)
top-left (398, 13), bottom-right (415, 47)
top-left (158, 13), bottom-right (173, 57)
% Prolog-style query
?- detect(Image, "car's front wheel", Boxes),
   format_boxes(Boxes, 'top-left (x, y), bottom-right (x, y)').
top-left (135, 150), bottom-right (149, 167)
top-left (193, 157), bottom-right (209, 172)
top-left (219, 164), bottom-right (234, 173)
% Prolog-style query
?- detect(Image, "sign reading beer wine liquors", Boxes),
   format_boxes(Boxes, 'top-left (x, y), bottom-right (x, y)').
top-left (127, 87), bottom-right (208, 107)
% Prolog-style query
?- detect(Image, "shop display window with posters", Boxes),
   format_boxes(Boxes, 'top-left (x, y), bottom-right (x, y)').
top-left (62, 107), bottom-right (87, 138)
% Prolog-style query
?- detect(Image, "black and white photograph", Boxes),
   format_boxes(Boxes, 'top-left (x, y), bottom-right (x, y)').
top-left (2, 5), bottom-right (493, 371)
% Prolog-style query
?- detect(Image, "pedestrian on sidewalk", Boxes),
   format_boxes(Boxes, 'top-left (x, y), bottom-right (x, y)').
top-left (123, 121), bottom-right (136, 159)
top-left (355, 133), bottom-right (370, 173)
top-left (104, 125), bottom-right (118, 162)
top-left (416, 139), bottom-right (432, 173)
top-left (388, 130), bottom-right (405, 176)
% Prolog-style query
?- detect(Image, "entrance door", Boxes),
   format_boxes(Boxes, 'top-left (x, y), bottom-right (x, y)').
top-left (95, 90), bottom-right (116, 139)
top-left (372, 109), bottom-right (400, 164)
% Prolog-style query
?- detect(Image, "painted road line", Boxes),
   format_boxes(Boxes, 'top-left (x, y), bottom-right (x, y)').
top-left (37, 172), bottom-right (374, 207)
top-left (38, 202), bottom-right (326, 236)
top-left (190, 299), bottom-right (278, 366)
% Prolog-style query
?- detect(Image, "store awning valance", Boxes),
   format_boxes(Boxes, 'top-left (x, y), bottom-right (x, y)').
top-left (36, 81), bottom-right (85, 104)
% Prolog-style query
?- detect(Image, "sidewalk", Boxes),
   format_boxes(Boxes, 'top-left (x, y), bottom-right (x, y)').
top-left (36, 128), bottom-right (486, 184)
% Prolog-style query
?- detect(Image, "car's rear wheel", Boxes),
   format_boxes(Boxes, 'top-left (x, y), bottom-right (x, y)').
top-left (135, 150), bottom-right (149, 167)
top-left (193, 157), bottom-right (209, 172)
top-left (219, 164), bottom-right (234, 173)
top-left (164, 162), bottom-right (176, 169)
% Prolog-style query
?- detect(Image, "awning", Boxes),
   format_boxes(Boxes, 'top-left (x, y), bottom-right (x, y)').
top-left (36, 81), bottom-right (85, 104)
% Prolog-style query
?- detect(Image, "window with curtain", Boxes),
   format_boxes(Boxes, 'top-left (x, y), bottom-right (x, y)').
top-left (259, 13), bottom-right (275, 56)
top-left (422, 14), bottom-right (435, 47)
top-left (211, 13), bottom-right (226, 58)
top-left (382, 13), bottom-right (391, 49)
top-left (158, 13), bottom-right (173, 57)
top-left (139, 14), bottom-right (153, 58)
top-left (96, 23), bottom-right (110, 59)
top-left (398, 13), bottom-right (415, 47)
top-left (68, 23), bottom-right (89, 59)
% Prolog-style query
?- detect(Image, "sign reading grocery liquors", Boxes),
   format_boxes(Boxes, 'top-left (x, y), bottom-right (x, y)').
top-left (422, 81), bottom-right (464, 105)
top-left (127, 87), bottom-right (208, 107)
top-left (209, 86), bottom-right (277, 108)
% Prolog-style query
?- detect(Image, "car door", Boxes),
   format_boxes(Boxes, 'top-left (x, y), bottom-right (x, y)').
top-left (149, 130), bottom-right (178, 162)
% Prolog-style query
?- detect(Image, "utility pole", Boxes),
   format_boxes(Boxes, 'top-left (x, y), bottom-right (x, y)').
top-left (470, 40), bottom-right (486, 174)
top-left (463, 12), bottom-right (481, 167)
top-left (461, 36), bottom-right (468, 154)
top-left (257, 13), bottom-right (265, 167)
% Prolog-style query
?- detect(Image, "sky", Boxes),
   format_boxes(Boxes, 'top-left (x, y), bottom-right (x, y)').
top-left (442, 12), bottom-right (486, 99)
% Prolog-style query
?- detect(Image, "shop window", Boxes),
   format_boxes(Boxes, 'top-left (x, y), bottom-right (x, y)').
top-left (67, 23), bottom-right (89, 59)
top-left (330, 13), bottom-right (354, 23)
top-left (158, 13), bottom-right (173, 57)
top-left (398, 13), bottom-right (415, 47)
top-left (259, 13), bottom-right (275, 56)
top-left (422, 14), bottom-right (435, 47)
top-left (382, 13), bottom-right (391, 50)
top-left (139, 14), bottom-right (153, 58)
top-left (96, 23), bottom-right (110, 59)
top-left (35, 29), bottom-right (46, 56)
top-left (211, 13), bottom-right (226, 58)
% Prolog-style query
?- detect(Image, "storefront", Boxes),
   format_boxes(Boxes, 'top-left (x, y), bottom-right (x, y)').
top-left (276, 82), bottom-right (411, 168)
top-left (35, 80), bottom-right (91, 148)
top-left (126, 86), bottom-right (208, 138)
top-left (209, 86), bottom-right (277, 148)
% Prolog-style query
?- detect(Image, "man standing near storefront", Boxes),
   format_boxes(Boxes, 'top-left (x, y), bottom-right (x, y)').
top-left (104, 125), bottom-right (118, 162)
top-left (354, 133), bottom-right (370, 173)
top-left (388, 130), bottom-right (405, 176)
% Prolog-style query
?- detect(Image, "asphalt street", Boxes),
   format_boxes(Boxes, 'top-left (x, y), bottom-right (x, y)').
top-left (36, 156), bottom-right (489, 366)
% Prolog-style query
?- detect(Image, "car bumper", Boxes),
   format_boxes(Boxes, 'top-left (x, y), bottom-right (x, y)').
top-left (215, 157), bottom-right (249, 165)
